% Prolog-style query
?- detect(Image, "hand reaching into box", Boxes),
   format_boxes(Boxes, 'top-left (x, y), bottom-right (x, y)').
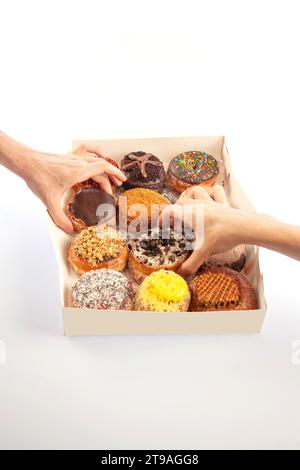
top-left (0, 132), bottom-right (126, 233)
top-left (160, 185), bottom-right (300, 277)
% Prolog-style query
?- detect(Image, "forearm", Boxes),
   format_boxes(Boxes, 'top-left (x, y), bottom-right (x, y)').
top-left (234, 213), bottom-right (300, 261)
top-left (0, 131), bottom-right (38, 179)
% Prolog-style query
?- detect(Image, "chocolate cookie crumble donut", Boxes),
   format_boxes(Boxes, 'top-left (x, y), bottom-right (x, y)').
top-left (128, 227), bottom-right (193, 283)
top-left (121, 151), bottom-right (166, 192)
top-left (72, 269), bottom-right (134, 310)
top-left (167, 150), bottom-right (219, 193)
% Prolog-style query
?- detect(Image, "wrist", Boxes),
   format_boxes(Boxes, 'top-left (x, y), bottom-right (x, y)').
top-left (227, 211), bottom-right (265, 246)
top-left (232, 212), bottom-right (277, 246)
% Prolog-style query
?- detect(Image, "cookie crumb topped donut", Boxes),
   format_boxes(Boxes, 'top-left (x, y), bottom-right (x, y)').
top-left (128, 227), bottom-right (192, 283)
top-left (72, 269), bottom-right (134, 310)
top-left (167, 150), bottom-right (219, 193)
top-left (68, 225), bottom-right (128, 274)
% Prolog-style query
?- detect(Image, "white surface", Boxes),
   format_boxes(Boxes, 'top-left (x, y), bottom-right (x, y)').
top-left (1, 0), bottom-right (300, 450)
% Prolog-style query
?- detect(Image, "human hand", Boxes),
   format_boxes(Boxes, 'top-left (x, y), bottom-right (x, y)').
top-left (24, 145), bottom-right (126, 233)
top-left (161, 185), bottom-right (255, 277)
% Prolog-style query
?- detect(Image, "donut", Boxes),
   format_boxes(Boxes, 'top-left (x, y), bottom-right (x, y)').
top-left (121, 151), bottom-right (166, 192)
top-left (134, 270), bottom-right (190, 312)
top-left (68, 225), bottom-right (128, 275)
top-left (72, 156), bottom-right (119, 193)
top-left (72, 269), bottom-right (134, 310)
top-left (167, 150), bottom-right (219, 193)
top-left (128, 227), bottom-right (192, 283)
top-left (66, 188), bottom-right (116, 232)
top-left (201, 245), bottom-right (246, 272)
top-left (189, 267), bottom-right (257, 312)
top-left (119, 188), bottom-right (169, 226)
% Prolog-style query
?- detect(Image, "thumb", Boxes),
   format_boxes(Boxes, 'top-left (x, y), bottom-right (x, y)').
top-left (48, 198), bottom-right (74, 234)
top-left (176, 249), bottom-right (207, 278)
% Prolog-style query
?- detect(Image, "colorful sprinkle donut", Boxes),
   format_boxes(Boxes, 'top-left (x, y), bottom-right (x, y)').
top-left (167, 150), bottom-right (219, 193)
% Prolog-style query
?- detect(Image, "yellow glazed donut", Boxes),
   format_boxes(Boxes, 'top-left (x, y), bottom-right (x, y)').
top-left (134, 269), bottom-right (190, 312)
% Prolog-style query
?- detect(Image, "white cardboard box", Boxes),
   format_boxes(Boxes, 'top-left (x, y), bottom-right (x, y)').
top-left (49, 136), bottom-right (266, 336)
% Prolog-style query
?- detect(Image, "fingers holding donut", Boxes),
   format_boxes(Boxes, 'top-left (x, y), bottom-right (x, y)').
top-left (179, 185), bottom-right (212, 202)
top-left (211, 185), bottom-right (229, 205)
top-left (179, 184), bottom-right (229, 208)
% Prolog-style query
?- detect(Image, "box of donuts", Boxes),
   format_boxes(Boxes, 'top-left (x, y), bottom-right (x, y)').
top-left (48, 136), bottom-right (266, 336)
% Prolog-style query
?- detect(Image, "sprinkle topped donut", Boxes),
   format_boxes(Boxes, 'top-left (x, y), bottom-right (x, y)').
top-left (173, 151), bottom-right (218, 183)
top-left (167, 150), bottom-right (219, 193)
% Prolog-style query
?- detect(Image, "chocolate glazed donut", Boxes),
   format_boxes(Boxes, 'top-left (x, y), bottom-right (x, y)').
top-left (121, 151), bottom-right (166, 192)
top-left (167, 150), bottom-right (219, 193)
top-left (66, 188), bottom-right (116, 232)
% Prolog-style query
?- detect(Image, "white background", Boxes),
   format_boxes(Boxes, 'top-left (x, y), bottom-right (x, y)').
top-left (1, 0), bottom-right (300, 450)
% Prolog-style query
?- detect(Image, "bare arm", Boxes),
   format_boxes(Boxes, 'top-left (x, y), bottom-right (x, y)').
top-left (0, 132), bottom-right (126, 233)
top-left (161, 185), bottom-right (300, 277)
top-left (232, 213), bottom-right (300, 261)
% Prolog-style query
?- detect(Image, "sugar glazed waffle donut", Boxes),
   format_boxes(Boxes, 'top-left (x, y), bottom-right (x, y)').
top-left (189, 267), bottom-right (257, 311)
